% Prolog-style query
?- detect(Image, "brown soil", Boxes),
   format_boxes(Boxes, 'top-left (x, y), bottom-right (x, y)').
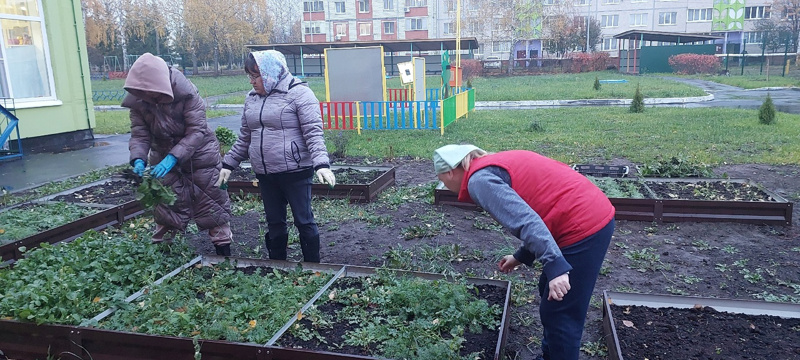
top-left (645, 180), bottom-right (776, 201)
top-left (182, 157), bottom-right (800, 360)
top-left (611, 304), bottom-right (800, 359)
top-left (51, 180), bottom-right (138, 205)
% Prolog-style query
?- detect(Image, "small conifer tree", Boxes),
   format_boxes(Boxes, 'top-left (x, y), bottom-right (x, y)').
top-left (759, 93), bottom-right (776, 125)
top-left (593, 76), bottom-right (601, 91)
top-left (629, 83), bottom-right (645, 113)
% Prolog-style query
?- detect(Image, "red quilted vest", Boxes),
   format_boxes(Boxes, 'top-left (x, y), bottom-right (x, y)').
top-left (458, 150), bottom-right (615, 247)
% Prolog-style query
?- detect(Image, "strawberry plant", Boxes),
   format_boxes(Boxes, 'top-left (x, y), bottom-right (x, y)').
top-left (282, 269), bottom-right (503, 359)
top-left (98, 261), bottom-right (332, 344)
top-left (136, 173), bottom-right (177, 208)
top-left (0, 218), bottom-right (194, 325)
top-left (0, 202), bottom-right (98, 245)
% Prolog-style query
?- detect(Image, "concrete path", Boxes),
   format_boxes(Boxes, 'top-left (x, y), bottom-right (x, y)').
top-left (2, 77), bottom-right (797, 192)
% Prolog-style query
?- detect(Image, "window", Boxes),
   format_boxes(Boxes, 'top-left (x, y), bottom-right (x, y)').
top-left (358, 0), bottom-right (370, 12)
top-left (335, 23), bottom-right (347, 36)
top-left (743, 31), bottom-right (763, 44)
top-left (304, 22), bottom-right (322, 34)
top-left (408, 18), bottom-right (426, 30)
top-left (629, 13), bottom-right (648, 27)
top-left (601, 15), bottom-right (619, 27)
top-left (631, 0), bottom-right (646, 3)
top-left (1, 0), bottom-right (54, 99)
top-left (303, 1), bottom-right (323, 12)
top-left (467, 22), bottom-right (481, 34)
top-left (492, 42), bottom-right (509, 52)
top-left (603, 0), bottom-right (620, 4)
top-left (384, 0), bottom-right (394, 10)
top-left (602, 37), bottom-right (617, 50)
top-left (543, 0), bottom-right (554, 5)
top-left (383, 22), bottom-right (395, 34)
top-left (335, 2), bottom-right (346, 13)
top-left (687, 8), bottom-right (712, 22)
top-left (444, 22), bottom-right (455, 34)
top-left (406, 0), bottom-right (427, 6)
top-left (745, 6), bottom-right (770, 19)
top-left (659, 12), bottom-right (677, 25)
top-left (359, 23), bottom-right (372, 36)
top-left (577, 0), bottom-right (589, 5)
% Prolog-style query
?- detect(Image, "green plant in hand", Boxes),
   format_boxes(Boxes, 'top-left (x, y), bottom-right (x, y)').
top-left (136, 172), bottom-right (177, 208)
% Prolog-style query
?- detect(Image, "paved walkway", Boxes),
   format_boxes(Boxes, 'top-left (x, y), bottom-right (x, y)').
top-left (3, 78), bottom-right (798, 192)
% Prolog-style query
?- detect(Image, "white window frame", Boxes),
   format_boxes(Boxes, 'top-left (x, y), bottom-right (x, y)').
top-left (491, 41), bottom-right (509, 53)
top-left (602, 37), bottom-right (617, 51)
top-left (408, 18), bottom-right (425, 30)
top-left (743, 31), bottom-right (763, 44)
top-left (359, 22), bottom-right (372, 36)
top-left (384, 0), bottom-right (394, 10)
top-left (631, 0), bottom-right (647, 3)
top-left (687, 8), bottom-right (712, 22)
top-left (358, 0), bottom-right (370, 13)
top-left (406, 0), bottom-right (428, 7)
top-left (658, 12), bottom-right (677, 25)
top-left (304, 22), bottom-right (322, 34)
top-left (383, 21), bottom-right (395, 34)
top-left (577, 0), bottom-right (590, 5)
top-left (745, 6), bottom-right (770, 20)
top-left (334, 1), bottom-right (346, 13)
top-left (335, 23), bottom-right (347, 36)
top-left (303, 1), bottom-right (324, 12)
top-left (601, 14), bottom-right (619, 28)
top-left (444, 22), bottom-right (455, 35)
top-left (603, 0), bottom-right (620, 4)
top-left (0, 0), bottom-right (56, 102)
top-left (629, 13), bottom-right (648, 27)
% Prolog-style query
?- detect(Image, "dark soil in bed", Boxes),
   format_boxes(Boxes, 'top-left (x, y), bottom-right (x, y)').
top-left (611, 304), bottom-right (800, 359)
top-left (51, 180), bottom-right (138, 205)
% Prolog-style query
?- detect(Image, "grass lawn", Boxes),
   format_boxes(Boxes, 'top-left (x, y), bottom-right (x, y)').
top-left (661, 62), bottom-right (800, 89)
top-left (328, 106), bottom-right (800, 166)
top-left (94, 109), bottom-right (237, 135)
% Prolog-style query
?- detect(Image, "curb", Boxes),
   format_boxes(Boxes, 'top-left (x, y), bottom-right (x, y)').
top-left (474, 94), bottom-right (715, 109)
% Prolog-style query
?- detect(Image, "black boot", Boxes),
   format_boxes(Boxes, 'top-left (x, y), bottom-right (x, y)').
top-left (214, 244), bottom-right (231, 256)
top-left (265, 233), bottom-right (288, 260)
top-left (300, 234), bottom-right (320, 263)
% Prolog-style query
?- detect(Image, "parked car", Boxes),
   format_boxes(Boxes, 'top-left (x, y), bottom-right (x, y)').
top-left (483, 56), bottom-right (502, 69)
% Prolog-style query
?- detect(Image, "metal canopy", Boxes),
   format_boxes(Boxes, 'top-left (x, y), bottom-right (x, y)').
top-left (613, 30), bottom-right (723, 44)
top-left (247, 37), bottom-right (479, 55)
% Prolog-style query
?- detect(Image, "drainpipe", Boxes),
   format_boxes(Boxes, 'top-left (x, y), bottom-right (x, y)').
top-left (70, 0), bottom-right (93, 136)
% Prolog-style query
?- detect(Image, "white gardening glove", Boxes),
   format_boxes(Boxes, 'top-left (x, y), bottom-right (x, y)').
top-left (316, 168), bottom-right (336, 188)
top-left (214, 168), bottom-right (231, 188)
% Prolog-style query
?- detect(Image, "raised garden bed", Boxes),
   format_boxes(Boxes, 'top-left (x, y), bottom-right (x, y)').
top-left (434, 178), bottom-right (793, 226)
top-left (602, 291), bottom-right (800, 360)
top-left (227, 165), bottom-right (396, 203)
top-left (0, 178), bottom-right (145, 264)
top-left (0, 256), bottom-right (511, 360)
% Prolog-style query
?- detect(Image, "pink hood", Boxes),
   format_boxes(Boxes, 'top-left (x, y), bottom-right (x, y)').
top-left (124, 53), bottom-right (174, 103)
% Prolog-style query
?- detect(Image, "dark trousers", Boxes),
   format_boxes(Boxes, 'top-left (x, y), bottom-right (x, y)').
top-left (256, 171), bottom-right (319, 241)
top-left (538, 219), bottom-right (615, 360)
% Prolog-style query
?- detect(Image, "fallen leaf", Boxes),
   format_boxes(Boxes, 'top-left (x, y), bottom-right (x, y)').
top-left (622, 320), bottom-right (635, 328)
top-left (191, 330), bottom-right (201, 335)
top-left (249, 320), bottom-right (257, 328)
top-left (328, 290), bottom-right (337, 300)
top-left (0, 229), bottom-right (5, 234)
top-left (92, 297), bottom-right (101, 303)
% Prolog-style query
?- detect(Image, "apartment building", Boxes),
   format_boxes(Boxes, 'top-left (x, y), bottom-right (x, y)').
top-left (302, 0), bottom-right (778, 59)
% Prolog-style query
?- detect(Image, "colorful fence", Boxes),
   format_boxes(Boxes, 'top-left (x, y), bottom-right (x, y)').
top-left (321, 88), bottom-right (474, 135)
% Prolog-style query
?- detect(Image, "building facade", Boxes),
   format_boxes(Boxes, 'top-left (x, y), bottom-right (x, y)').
top-left (302, 0), bottom-right (779, 60)
top-left (1, 0), bottom-right (95, 151)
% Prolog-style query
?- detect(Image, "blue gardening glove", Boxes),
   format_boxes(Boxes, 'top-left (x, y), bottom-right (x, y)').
top-left (132, 159), bottom-right (146, 177)
top-left (151, 154), bottom-right (177, 178)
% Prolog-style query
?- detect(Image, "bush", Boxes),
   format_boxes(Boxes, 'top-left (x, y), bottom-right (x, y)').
top-left (215, 126), bottom-right (236, 146)
top-left (460, 59), bottom-right (483, 82)
top-left (569, 52), bottom-right (611, 73)
top-left (629, 84), bottom-right (644, 113)
top-left (639, 155), bottom-right (714, 178)
top-left (330, 131), bottom-right (350, 158)
top-left (759, 93), bottom-right (776, 125)
top-left (668, 54), bottom-right (721, 75)
top-left (594, 76), bottom-right (601, 91)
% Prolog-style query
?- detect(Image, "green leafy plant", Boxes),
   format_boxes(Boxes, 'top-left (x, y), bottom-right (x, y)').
top-left (330, 131), bottom-right (350, 158)
top-left (629, 83), bottom-right (644, 113)
top-left (214, 126), bottom-right (236, 147)
top-left (759, 93), bottom-right (776, 125)
top-left (638, 155), bottom-right (714, 178)
top-left (136, 174), bottom-right (177, 209)
top-left (593, 76), bottom-right (601, 91)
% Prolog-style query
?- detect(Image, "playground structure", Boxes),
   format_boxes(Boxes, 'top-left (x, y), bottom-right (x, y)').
top-left (0, 98), bottom-right (23, 161)
top-left (320, 46), bottom-right (474, 135)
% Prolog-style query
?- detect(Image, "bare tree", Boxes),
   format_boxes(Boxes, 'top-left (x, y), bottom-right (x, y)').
top-left (268, 0), bottom-right (301, 43)
top-left (769, 0), bottom-right (800, 52)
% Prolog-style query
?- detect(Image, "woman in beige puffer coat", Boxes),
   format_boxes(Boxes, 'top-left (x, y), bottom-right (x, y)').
top-left (122, 53), bottom-right (233, 255)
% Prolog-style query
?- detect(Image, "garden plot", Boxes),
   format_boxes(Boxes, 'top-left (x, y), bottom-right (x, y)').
top-left (602, 291), bottom-right (800, 360)
top-left (227, 165), bottom-right (396, 203)
top-left (0, 202), bottom-right (98, 246)
top-left (434, 177), bottom-right (793, 226)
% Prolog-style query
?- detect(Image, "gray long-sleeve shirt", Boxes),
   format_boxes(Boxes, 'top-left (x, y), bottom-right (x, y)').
top-left (467, 166), bottom-right (573, 279)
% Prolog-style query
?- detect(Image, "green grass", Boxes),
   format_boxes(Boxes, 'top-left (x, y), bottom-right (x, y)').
top-left (660, 62), bottom-right (800, 89)
top-left (93, 109), bottom-right (237, 135)
top-left (330, 106), bottom-right (800, 165)
top-left (470, 71), bottom-right (706, 101)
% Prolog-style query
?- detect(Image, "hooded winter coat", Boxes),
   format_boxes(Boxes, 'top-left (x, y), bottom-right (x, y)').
top-left (122, 53), bottom-right (231, 231)
top-left (222, 50), bottom-right (330, 175)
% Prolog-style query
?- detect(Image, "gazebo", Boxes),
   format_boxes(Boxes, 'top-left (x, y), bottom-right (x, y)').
top-left (613, 30), bottom-right (723, 74)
